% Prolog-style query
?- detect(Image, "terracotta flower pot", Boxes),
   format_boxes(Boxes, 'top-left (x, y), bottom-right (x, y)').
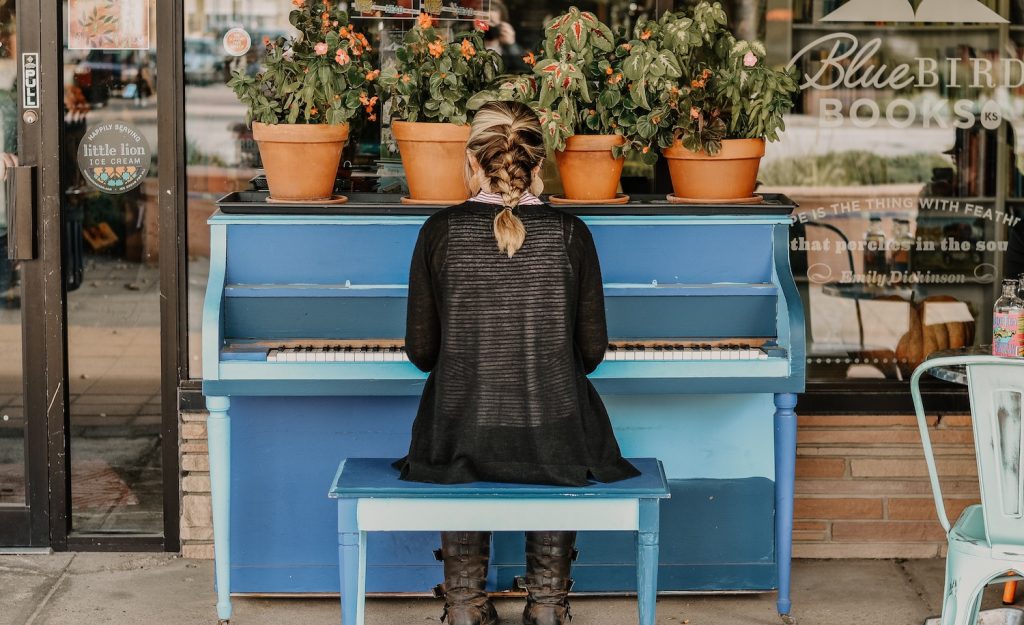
top-left (392, 121), bottom-right (472, 203)
top-left (252, 121), bottom-right (349, 201)
top-left (554, 134), bottom-right (626, 201)
top-left (661, 138), bottom-right (765, 201)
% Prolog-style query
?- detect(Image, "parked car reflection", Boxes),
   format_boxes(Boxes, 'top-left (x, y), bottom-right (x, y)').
top-left (72, 50), bottom-right (155, 107)
top-left (185, 37), bottom-right (224, 85)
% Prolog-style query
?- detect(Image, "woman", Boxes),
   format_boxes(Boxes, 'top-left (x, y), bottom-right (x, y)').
top-left (393, 101), bottom-right (639, 625)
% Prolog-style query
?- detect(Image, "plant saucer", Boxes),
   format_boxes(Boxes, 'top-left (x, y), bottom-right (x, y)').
top-left (266, 194), bottom-right (348, 205)
top-left (666, 194), bottom-right (763, 205)
top-left (548, 193), bottom-right (630, 205)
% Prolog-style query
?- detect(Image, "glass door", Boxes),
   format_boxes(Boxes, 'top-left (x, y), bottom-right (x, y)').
top-left (0, 0), bottom-right (53, 547)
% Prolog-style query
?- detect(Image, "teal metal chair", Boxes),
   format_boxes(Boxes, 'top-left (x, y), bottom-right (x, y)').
top-left (911, 355), bottom-right (1024, 625)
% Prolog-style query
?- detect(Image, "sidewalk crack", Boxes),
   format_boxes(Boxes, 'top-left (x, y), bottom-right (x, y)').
top-left (22, 553), bottom-right (76, 625)
top-left (896, 558), bottom-right (940, 616)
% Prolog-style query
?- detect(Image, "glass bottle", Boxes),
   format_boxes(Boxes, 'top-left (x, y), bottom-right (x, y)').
top-left (863, 217), bottom-right (888, 279)
top-left (891, 219), bottom-right (913, 274)
top-left (992, 279), bottom-right (1023, 357)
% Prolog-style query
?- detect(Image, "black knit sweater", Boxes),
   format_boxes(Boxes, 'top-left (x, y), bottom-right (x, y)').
top-left (393, 200), bottom-right (639, 486)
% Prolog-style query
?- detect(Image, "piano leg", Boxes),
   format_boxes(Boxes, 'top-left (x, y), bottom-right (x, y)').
top-left (207, 395), bottom-right (232, 623)
top-left (774, 392), bottom-right (798, 625)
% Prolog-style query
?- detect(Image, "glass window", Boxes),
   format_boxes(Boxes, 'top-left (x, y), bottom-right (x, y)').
top-left (766, 0), bottom-right (1020, 384)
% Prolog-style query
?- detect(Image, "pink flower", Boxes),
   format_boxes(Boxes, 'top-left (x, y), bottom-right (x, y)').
top-left (690, 106), bottom-right (700, 120)
top-left (335, 49), bottom-right (350, 65)
top-left (743, 51), bottom-right (758, 67)
top-left (314, 42), bottom-right (329, 56)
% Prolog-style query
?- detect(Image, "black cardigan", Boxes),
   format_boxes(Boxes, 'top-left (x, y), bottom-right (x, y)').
top-left (393, 201), bottom-right (639, 486)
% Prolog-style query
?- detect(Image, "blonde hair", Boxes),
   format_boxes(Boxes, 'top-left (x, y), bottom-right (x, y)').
top-left (465, 101), bottom-right (545, 257)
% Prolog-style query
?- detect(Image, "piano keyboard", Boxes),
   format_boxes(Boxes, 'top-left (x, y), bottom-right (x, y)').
top-left (265, 343), bottom-right (770, 363)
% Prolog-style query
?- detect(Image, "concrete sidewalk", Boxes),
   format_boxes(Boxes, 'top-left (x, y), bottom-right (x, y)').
top-left (0, 554), bottom-right (1016, 625)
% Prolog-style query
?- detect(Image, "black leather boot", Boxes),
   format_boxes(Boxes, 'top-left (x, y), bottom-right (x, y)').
top-left (435, 531), bottom-right (499, 625)
top-left (522, 531), bottom-right (577, 625)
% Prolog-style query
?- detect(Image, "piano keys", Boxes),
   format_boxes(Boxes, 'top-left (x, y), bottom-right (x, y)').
top-left (248, 341), bottom-right (772, 362)
top-left (202, 193), bottom-right (806, 623)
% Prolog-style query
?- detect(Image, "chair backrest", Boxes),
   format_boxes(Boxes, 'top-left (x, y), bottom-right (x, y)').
top-left (966, 359), bottom-right (1024, 555)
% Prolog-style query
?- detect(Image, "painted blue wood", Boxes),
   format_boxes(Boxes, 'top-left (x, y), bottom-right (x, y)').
top-left (201, 204), bottom-right (807, 619)
top-left (774, 393), bottom-right (798, 621)
top-left (330, 457), bottom-right (669, 499)
top-left (638, 498), bottom-right (660, 625)
top-left (332, 458), bottom-right (667, 625)
top-left (205, 395), bottom-right (232, 621)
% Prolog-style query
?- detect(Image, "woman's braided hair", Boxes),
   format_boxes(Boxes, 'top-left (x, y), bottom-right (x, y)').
top-left (465, 101), bottom-right (545, 257)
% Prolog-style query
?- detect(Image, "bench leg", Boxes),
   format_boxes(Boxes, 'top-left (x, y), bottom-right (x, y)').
top-left (637, 498), bottom-right (660, 625)
top-left (206, 396), bottom-right (232, 623)
top-left (338, 500), bottom-right (366, 625)
top-left (775, 392), bottom-right (798, 624)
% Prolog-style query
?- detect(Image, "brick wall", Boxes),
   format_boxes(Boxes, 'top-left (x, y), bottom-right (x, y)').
top-left (178, 410), bottom-right (977, 559)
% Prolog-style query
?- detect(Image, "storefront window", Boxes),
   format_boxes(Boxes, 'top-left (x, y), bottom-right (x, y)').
top-left (185, 0), bottom-right (1022, 401)
top-left (184, 0), bottom-right (673, 377)
top-left (764, 2), bottom-right (1022, 384)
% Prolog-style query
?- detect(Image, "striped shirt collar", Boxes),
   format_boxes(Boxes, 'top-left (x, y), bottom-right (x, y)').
top-left (470, 190), bottom-right (544, 206)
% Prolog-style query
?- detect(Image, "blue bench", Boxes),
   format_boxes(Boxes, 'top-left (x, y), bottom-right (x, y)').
top-left (329, 457), bottom-right (670, 625)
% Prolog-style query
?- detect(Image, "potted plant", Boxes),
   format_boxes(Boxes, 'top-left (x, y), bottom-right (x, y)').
top-left (228, 0), bottom-right (378, 203)
top-left (476, 9), bottom-right (651, 203)
top-left (622, 2), bottom-right (798, 201)
top-left (379, 14), bottom-right (502, 203)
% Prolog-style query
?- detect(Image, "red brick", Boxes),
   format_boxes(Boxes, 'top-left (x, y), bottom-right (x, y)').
top-left (887, 497), bottom-right (979, 521)
top-left (794, 542), bottom-right (941, 559)
top-left (795, 497), bottom-right (883, 520)
top-left (795, 457), bottom-right (846, 478)
top-left (797, 446), bottom-right (971, 458)
top-left (850, 458), bottom-right (977, 478)
top-left (798, 429), bottom-right (973, 445)
top-left (799, 415), bottom-right (937, 427)
top-left (938, 415), bottom-right (973, 427)
top-left (795, 479), bottom-right (979, 496)
top-left (832, 521), bottom-right (947, 542)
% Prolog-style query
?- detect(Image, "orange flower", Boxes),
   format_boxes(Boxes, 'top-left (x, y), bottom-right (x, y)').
top-left (428, 38), bottom-right (445, 58)
top-left (310, 106), bottom-right (318, 116)
top-left (365, 69), bottom-right (380, 81)
top-left (335, 49), bottom-right (350, 65)
top-left (690, 106), bottom-right (700, 119)
top-left (321, 11), bottom-right (329, 19)
top-left (474, 19), bottom-right (489, 32)
top-left (691, 78), bottom-right (705, 88)
top-left (702, 68), bottom-right (711, 79)
top-left (460, 38), bottom-right (476, 59)
top-left (339, 26), bottom-right (350, 37)
top-left (359, 92), bottom-right (370, 105)
top-left (417, 12), bottom-right (433, 29)
top-left (522, 51), bottom-right (536, 66)
top-left (642, 146), bottom-right (650, 154)
top-left (400, 74), bottom-right (411, 84)
top-left (291, 0), bottom-right (304, 6)
top-left (620, 43), bottom-right (632, 51)
top-left (368, 113), bottom-right (377, 122)
top-left (605, 66), bottom-right (613, 75)
top-left (640, 30), bottom-right (651, 40)
top-left (670, 86), bottom-right (680, 95)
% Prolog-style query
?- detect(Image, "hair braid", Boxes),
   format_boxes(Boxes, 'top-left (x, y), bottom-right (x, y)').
top-left (465, 101), bottom-right (545, 257)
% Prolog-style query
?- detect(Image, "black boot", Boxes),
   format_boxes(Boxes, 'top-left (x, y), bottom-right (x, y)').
top-left (522, 531), bottom-right (577, 625)
top-left (435, 531), bottom-right (499, 625)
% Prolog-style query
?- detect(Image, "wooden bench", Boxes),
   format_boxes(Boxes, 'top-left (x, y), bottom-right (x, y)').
top-left (328, 457), bottom-right (670, 625)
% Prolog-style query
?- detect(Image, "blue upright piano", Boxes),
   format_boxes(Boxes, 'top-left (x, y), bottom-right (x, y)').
top-left (202, 192), bottom-right (805, 623)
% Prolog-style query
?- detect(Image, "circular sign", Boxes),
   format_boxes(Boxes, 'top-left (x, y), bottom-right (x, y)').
top-left (223, 27), bottom-right (252, 57)
top-left (77, 123), bottom-right (151, 194)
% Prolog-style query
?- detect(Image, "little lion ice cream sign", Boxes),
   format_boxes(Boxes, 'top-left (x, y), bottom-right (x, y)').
top-left (77, 123), bottom-right (151, 194)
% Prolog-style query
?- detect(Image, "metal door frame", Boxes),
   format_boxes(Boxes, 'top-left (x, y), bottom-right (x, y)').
top-left (1, 0), bottom-right (184, 551)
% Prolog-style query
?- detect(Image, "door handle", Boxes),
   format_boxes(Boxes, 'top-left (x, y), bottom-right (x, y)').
top-left (5, 164), bottom-right (35, 260)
